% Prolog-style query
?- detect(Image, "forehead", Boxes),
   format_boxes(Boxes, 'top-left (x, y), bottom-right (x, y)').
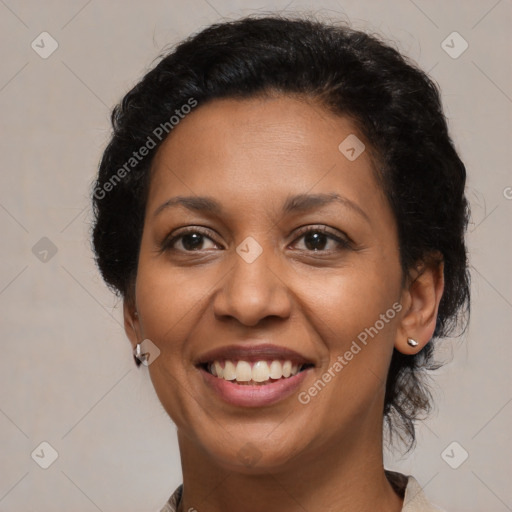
top-left (147, 94), bottom-right (386, 221)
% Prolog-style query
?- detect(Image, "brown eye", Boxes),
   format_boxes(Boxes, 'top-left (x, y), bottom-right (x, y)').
top-left (291, 226), bottom-right (351, 252)
top-left (161, 228), bottom-right (220, 252)
top-left (178, 233), bottom-right (207, 251)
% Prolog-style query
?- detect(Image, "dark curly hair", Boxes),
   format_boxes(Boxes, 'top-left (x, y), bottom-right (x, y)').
top-left (91, 14), bottom-right (470, 448)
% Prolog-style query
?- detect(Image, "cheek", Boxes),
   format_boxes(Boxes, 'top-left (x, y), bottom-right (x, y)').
top-left (299, 259), bottom-right (402, 415)
top-left (135, 243), bottom-right (402, 357)
top-left (135, 257), bottom-right (211, 346)
top-left (134, 259), bottom-right (208, 425)
top-left (299, 261), bottom-right (401, 347)
top-left (309, 265), bottom-right (402, 408)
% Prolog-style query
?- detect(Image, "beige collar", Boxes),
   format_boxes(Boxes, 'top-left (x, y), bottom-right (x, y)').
top-left (160, 473), bottom-right (444, 512)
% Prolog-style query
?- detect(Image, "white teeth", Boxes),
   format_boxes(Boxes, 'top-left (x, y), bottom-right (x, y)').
top-left (223, 360), bottom-right (237, 380)
top-left (252, 361), bottom-right (269, 382)
top-left (269, 360), bottom-right (282, 379)
top-left (235, 361), bottom-right (252, 381)
top-left (282, 360), bottom-right (292, 378)
top-left (207, 359), bottom-right (302, 384)
top-left (213, 361), bottom-right (223, 378)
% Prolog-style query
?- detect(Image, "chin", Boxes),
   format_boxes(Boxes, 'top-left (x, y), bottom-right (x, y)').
top-left (198, 428), bottom-right (306, 474)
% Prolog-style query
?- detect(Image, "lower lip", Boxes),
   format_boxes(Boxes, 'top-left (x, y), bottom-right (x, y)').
top-left (198, 366), bottom-right (312, 407)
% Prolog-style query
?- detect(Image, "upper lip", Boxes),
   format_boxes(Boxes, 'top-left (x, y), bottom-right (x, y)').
top-left (195, 343), bottom-right (315, 366)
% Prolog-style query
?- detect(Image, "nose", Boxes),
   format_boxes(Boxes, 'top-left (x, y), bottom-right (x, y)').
top-left (212, 244), bottom-right (292, 327)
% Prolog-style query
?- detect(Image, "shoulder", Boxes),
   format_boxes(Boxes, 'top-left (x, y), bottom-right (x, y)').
top-left (158, 484), bottom-right (182, 512)
top-left (159, 476), bottom-right (447, 512)
top-left (402, 475), bottom-right (446, 512)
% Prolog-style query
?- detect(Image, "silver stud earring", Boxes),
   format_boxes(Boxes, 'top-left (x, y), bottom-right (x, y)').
top-left (407, 338), bottom-right (419, 347)
top-left (133, 343), bottom-right (143, 367)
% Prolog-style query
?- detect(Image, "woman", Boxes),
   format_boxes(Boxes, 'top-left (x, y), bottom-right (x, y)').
top-left (91, 15), bottom-right (470, 512)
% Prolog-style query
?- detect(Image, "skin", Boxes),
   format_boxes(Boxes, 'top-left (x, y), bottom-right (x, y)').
top-left (124, 94), bottom-right (444, 512)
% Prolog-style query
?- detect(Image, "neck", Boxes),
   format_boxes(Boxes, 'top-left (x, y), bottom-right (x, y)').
top-left (175, 419), bottom-right (403, 512)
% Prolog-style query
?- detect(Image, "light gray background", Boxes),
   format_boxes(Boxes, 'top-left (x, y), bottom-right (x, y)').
top-left (1, 1), bottom-right (511, 511)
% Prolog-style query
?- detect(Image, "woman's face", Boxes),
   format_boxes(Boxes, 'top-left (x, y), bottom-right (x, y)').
top-left (127, 94), bottom-right (407, 471)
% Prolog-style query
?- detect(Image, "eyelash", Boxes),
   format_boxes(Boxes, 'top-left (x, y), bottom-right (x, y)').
top-left (160, 225), bottom-right (352, 254)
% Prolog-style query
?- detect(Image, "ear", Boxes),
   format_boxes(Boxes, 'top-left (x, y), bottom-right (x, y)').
top-left (395, 258), bottom-right (445, 355)
top-left (123, 298), bottom-right (140, 352)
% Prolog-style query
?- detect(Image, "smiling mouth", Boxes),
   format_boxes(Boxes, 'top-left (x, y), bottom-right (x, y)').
top-left (198, 359), bottom-right (315, 386)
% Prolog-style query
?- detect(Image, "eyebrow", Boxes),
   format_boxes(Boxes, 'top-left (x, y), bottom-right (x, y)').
top-left (153, 192), bottom-right (370, 223)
